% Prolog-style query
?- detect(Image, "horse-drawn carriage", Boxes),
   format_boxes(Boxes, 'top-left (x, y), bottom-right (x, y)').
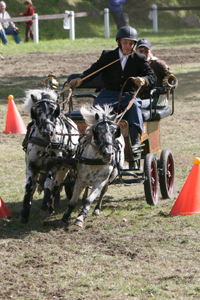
top-left (62, 72), bottom-right (175, 207)
top-left (20, 71), bottom-right (176, 226)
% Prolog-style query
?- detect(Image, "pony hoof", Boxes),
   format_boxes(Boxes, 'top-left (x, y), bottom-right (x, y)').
top-left (19, 216), bottom-right (29, 224)
top-left (39, 209), bottom-right (50, 217)
top-left (93, 209), bottom-right (100, 216)
top-left (74, 219), bottom-right (84, 228)
top-left (61, 214), bottom-right (69, 224)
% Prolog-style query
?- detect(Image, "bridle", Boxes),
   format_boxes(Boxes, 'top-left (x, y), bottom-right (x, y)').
top-left (92, 118), bottom-right (120, 154)
top-left (33, 99), bottom-right (59, 136)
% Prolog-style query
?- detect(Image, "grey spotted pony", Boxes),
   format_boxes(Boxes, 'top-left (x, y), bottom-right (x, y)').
top-left (20, 89), bottom-right (79, 223)
top-left (62, 104), bottom-right (125, 227)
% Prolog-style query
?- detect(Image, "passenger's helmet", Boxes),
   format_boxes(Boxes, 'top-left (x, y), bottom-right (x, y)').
top-left (116, 26), bottom-right (138, 42)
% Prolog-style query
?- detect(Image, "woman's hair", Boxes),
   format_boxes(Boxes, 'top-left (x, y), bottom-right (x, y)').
top-left (0, 1), bottom-right (6, 8)
top-left (24, 0), bottom-right (32, 5)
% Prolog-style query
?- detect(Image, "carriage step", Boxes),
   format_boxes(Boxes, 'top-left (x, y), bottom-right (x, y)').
top-left (132, 149), bottom-right (143, 154)
top-left (131, 143), bottom-right (145, 150)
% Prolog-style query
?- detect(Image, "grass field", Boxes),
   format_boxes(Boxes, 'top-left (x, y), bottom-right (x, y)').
top-left (3, 0), bottom-right (200, 40)
top-left (1, 30), bottom-right (200, 299)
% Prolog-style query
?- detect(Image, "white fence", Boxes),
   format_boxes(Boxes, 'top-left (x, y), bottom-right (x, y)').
top-left (5, 4), bottom-right (199, 42)
top-left (0, 9), bottom-right (110, 43)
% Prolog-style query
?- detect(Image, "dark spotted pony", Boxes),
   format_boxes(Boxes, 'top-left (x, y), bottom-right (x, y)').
top-left (62, 105), bottom-right (125, 228)
top-left (20, 89), bottom-right (79, 223)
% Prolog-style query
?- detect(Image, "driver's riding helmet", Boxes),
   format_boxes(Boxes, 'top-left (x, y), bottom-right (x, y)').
top-left (116, 26), bottom-right (138, 43)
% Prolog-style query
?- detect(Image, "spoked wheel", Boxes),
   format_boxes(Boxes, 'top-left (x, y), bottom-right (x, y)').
top-left (144, 153), bottom-right (159, 206)
top-left (159, 148), bottom-right (175, 199)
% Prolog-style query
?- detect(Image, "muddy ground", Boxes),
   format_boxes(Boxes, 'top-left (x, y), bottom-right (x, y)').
top-left (1, 47), bottom-right (199, 104)
top-left (1, 48), bottom-right (199, 79)
top-left (1, 47), bottom-right (200, 300)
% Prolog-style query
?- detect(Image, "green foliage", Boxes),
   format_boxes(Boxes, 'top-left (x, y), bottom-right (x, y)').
top-left (3, 0), bottom-right (200, 40)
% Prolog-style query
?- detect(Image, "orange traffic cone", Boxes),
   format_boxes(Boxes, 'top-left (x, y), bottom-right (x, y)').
top-left (169, 157), bottom-right (200, 215)
top-left (0, 197), bottom-right (13, 219)
top-left (3, 95), bottom-right (27, 134)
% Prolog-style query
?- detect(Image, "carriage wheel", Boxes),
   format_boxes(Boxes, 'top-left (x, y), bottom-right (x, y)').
top-left (144, 153), bottom-right (159, 206)
top-left (159, 148), bottom-right (175, 199)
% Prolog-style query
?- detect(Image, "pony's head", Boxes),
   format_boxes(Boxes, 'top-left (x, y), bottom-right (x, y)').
top-left (81, 105), bottom-right (121, 163)
top-left (23, 89), bottom-right (60, 142)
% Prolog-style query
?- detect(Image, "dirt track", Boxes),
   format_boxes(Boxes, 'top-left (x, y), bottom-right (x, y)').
top-left (1, 48), bottom-right (199, 79)
top-left (1, 47), bottom-right (200, 300)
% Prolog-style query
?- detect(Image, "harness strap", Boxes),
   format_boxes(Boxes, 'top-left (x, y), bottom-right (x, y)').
top-left (40, 118), bottom-right (55, 129)
top-left (58, 51), bottom-right (136, 96)
top-left (48, 156), bottom-right (112, 166)
top-left (28, 137), bottom-right (70, 151)
top-left (61, 113), bottom-right (80, 132)
top-left (78, 157), bottom-right (112, 165)
top-left (28, 136), bottom-right (49, 148)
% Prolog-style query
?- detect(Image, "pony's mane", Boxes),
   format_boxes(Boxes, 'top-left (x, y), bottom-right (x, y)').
top-left (22, 88), bottom-right (58, 113)
top-left (80, 104), bottom-right (116, 139)
top-left (80, 104), bottom-right (114, 126)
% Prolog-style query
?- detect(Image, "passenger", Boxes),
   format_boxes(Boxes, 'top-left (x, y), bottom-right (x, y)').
top-left (136, 38), bottom-right (169, 106)
top-left (0, 1), bottom-right (21, 45)
top-left (69, 26), bottom-right (157, 151)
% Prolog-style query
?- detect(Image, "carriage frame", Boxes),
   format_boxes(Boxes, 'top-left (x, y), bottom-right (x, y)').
top-left (61, 73), bottom-right (175, 206)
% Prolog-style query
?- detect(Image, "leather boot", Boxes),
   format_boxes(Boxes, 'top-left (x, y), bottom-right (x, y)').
top-left (129, 125), bottom-right (142, 161)
top-left (129, 125), bottom-right (141, 150)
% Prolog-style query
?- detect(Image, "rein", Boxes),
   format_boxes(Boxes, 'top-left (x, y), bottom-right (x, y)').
top-left (115, 77), bottom-right (141, 124)
top-left (59, 88), bottom-right (73, 111)
top-left (58, 50), bottom-right (141, 127)
top-left (56, 113), bottom-right (99, 151)
top-left (58, 51), bottom-right (136, 96)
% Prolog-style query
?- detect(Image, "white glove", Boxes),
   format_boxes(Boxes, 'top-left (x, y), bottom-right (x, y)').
top-left (69, 78), bottom-right (82, 89)
top-left (133, 77), bottom-right (146, 87)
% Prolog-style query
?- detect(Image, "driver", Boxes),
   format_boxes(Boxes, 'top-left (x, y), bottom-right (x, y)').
top-left (69, 26), bottom-right (157, 152)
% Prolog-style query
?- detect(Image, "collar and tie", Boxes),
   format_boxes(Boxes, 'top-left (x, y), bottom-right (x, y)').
top-left (119, 49), bottom-right (128, 71)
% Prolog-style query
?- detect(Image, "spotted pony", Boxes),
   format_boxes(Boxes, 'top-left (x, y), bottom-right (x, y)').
top-left (20, 89), bottom-right (79, 223)
top-left (62, 104), bottom-right (125, 227)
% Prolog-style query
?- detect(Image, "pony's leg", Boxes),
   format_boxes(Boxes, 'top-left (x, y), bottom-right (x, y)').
top-left (93, 183), bottom-right (108, 216)
top-left (74, 182), bottom-right (107, 227)
top-left (40, 167), bottom-right (66, 217)
top-left (52, 169), bottom-right (68, 206)
top-left (62, 181), bottom-right (85, 223)
top-left (20, 169), bottom-right (38, 223)
top-left (81, 187), bottom-right (89, 204)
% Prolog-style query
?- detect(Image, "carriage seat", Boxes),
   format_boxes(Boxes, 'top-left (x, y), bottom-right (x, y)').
top-left (64, 74), bottom-right (172, 122)
top-left (65, 106), bottom-right (171, 122)
top-left (141, 106), bottom-right (171, 121)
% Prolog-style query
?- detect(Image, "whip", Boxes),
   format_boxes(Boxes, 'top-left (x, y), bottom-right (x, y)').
top-left (58, 51), bottom-right (135, 95)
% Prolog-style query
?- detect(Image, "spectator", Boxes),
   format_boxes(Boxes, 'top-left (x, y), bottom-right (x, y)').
top-left (109, 0), bottom-right (126, 30)
top-left (69, 26), bottom-right (156, 151)
top-left (136, 38), bottom-right (170, 106)
top-left (0, 1), bottom-right (21, 45)
top-left (20, 0), bottom-right (34, 42)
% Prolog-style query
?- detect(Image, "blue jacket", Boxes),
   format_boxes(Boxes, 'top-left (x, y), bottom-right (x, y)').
top-left (109, 0), bottom-right (126, 12)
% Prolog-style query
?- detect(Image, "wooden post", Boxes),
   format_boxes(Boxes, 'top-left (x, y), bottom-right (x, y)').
top-left (33, 13), bottom-right (39, 43)
top-left (104, 8), bottom-right (109, 38)
top-left (69, 11), bottom-right (75, 40)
